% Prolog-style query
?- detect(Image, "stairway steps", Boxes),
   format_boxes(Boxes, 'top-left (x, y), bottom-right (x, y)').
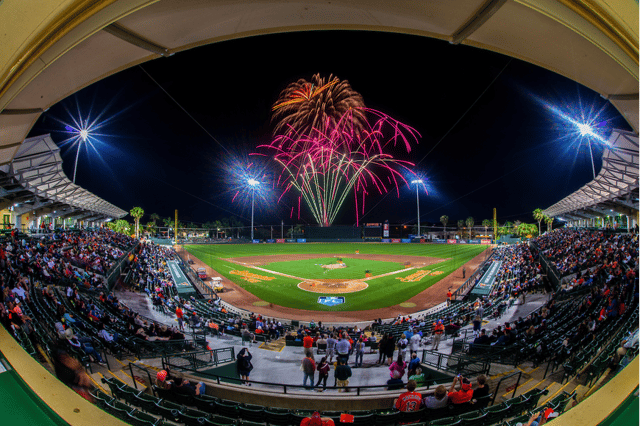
top-left (90, 372), bottom-right (110, 394)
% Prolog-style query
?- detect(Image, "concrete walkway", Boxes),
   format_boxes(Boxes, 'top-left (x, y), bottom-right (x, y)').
top-left (116, 289), bottom-right (550, 395)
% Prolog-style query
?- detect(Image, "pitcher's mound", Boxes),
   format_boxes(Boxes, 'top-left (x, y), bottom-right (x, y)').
top-left (298, 279), bottom-right (368, 294)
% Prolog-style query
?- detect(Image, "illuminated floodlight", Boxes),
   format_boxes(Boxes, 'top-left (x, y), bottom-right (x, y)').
top-left (535, 95), bottom-right (614, 179)
top-left (247, 178), bottom-right (260, 187)
top-left (410, 177), bottom-right (428, 237)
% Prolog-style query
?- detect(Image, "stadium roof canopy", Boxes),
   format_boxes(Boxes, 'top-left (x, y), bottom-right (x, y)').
top-left (0, 134), bottom-right (127, 221)
top-left (543, 129), bottom-right (639, 221)
top-left (0, 0), bottom-right (638, 169)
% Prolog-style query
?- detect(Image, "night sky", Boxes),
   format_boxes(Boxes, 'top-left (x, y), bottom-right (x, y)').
top-left (28, 30), bottom-right (631, 229)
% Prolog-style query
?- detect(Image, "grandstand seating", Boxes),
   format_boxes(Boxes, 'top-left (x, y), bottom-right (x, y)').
top-left (1, 228), bottom-right (637, 426)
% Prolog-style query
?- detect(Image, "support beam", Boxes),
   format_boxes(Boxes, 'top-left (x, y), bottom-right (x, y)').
top-left (103, 23), bottom-right (171, 57)
top-left (450, 0), bottom-right (507, 45)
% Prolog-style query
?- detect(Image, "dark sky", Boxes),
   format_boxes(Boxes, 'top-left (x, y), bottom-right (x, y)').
top-left (28, 30), bottom-right (631, 228)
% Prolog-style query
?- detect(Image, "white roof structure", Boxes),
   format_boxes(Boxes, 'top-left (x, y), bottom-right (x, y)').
top-left (0, 134), bottom-right (127, 220)
top-left (543, 129), bottom-right (639, 220)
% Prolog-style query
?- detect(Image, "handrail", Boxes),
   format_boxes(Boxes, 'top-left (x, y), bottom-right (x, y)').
top-left (491, 370), bottom-right (523, 406)
top-left (128, 362), bottom-right (154, 391)
top-left (154, 362), bottom-right (453, 396)
top-left (161, 347), bottom-right (235, 371)
top-left (420, 348), bottom-right (491, 377)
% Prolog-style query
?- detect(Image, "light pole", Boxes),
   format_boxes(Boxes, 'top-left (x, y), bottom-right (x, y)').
top-left (577, 123), bottom-right (598, 179)
top-left (411, 179), bottom-right (423, 237)
top-left (73, 129), bottom-right (89, 184)
top-left (248, 178), bottom-right (260, 240)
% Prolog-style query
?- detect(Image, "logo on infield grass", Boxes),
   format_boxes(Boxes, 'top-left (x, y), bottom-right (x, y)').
top-left (318, 296), bottom-right (345, 306)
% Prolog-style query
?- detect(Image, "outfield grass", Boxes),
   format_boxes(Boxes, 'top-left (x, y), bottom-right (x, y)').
top-left (184, 243), bottom-right (486, 311)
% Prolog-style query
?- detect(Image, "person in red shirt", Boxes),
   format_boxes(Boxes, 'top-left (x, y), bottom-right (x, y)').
top-left (303, 333), bottom-right (314, 357)
top-left (176, 306), bottom-right (184, 331)
top-left (448, 375), bottom-right (474, 405)
top-left (300, 411), bottom-right (335, 426)
top-left (394, 380), bottom-right (422, 423)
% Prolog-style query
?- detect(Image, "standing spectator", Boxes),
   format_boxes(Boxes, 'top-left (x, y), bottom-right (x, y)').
top-left (354, 336), bottom-right (365, 368)
top-left (326, 333), bottom-right (336, 363)
top-left (447, 289), bottom-right (453, 306)
top-left (377, 333), bottom-right (389, 364)
top-left (301, 353), bottom-right (316, 390)
top-left (432, 320), bottom-right (444, 350)
top-left (472, 315), bottom-right (482, 338)
top-left (409, 329), bottom-right (421, 355)
top-left (175, 306), bottom-right (184, 331)
top-left (407, 352), bottom-right (421, 377)
top-left (335, 334), bottom-right (351, 364)
top-left (397, 333), bottom-right (409, 359)
top-left (334, 358), bottom-right (352, 392)
top-left (315, 357), bottom-right (330, 391)
top-left (389, 354), bottom-right (407, 379)
top-left (385, 333), bottom-right (396, 365)
top-left (393, 380), bottom-right (422, 419)
top-left (303, 333), bottom-right (314, 358)
top-left (236, 348), bottom-right (253, 386)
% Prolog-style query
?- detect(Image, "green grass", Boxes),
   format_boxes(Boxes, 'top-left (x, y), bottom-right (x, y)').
top-left (262, 257), bottom-right (404, 280)
top-left (184, 242), bottom-right (487, 311)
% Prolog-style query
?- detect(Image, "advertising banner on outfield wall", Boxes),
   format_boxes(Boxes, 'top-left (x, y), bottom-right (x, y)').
top-left (481, 239), bottom-right (492, 244)
top-left (382, 239), bottom-right (391, 243)
top-left (434, 239), bottom-right (447, 244)
top-left (447, 239), bottom-right (457, 244)
top-left (276, 239), bottom-right (285, 243)
top-left (459, 240), bottom-right (467, 244)
top-left (401, 238), bottom-right (411, 243)
top-left (392, 238), bottom-right (401, 243)
top-left (469, 239), bottom-right (481, 244)
top-left (286, 239), bottom-right (296, 243)
top-left (297, 238), bottom-right (307, 243)
top-left (267, 239), bottom-right (275, 243)
top-left (252, 239), bottom-right (260, 244)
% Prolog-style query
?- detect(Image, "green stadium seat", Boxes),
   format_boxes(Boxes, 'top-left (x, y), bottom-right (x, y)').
top-left (180, 407), bottom-right (211, 426)
top-left (127, 410), bottom-right (161, 426)
top-left (263, 409), bottom-right (292, 426)
top-left (374, 410), bottom-right (402, 425)
top-left (238, 404), bottom-right (265, 422)
top-left (429, 416), bottom-right (461, 426)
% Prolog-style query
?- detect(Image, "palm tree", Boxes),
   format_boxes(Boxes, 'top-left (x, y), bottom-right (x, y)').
top-left (533, 208), bottom-right (545, 236)
top-left (130, 207), bottom-right (144, 239)
top-left (465, 217), bottom-right (474, 239)
top-left (545, 215), bottom-right (554, 232)
top-left (149, 213), bottom-right (160, 226)
top-left (457, 220), bottom-right (464, 238)
top-left (482, 219), bottom-right (492, 236)
top-left (440, 215), bottom-right (449, 237)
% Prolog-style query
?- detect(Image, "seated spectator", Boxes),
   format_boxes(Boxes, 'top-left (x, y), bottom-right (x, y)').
top-left (448, 375), bottom-right (474, 405)
top-left (155, 369), bottom-right (172, 390)
top-left (423, 385), bottom-right (449, 409)
top-left (299, 411), bottom-right (335, 426)
top-left (393, 379), bottom-right (422, 415)
top-left (473, 329), bottom-right (490, 345)
top-left (408, 367), bottom-right (425, 387)
top-left (172, 376), bottom-right (205, 396)
top-left (472, 375), bottom-right (489, 400)
top-left (64, 328), bottom-right (105, 364)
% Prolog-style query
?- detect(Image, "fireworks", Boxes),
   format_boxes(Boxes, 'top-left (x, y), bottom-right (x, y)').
top-left (260, 75), bottom-right (420, 226)
top-left (272, 73), bottom-right (367, 137)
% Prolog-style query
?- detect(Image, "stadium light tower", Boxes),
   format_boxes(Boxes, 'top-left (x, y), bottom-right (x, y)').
top-left (411, 179), bottom-right (423, 237)
top-left (248, 178), bottom-right (260, 240)
top-left (73, 128), bottom-right (89, 183)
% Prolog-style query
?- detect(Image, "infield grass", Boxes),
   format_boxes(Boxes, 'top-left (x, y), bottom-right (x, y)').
top-left (184, 243), bottom-right (487, 311)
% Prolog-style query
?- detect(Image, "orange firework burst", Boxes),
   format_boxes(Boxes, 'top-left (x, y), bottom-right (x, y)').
top-left (272, 74), bottom-right (366, 136)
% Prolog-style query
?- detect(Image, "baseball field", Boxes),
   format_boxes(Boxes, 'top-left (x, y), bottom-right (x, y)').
top-left (184, 243), bottom-right (487, 312)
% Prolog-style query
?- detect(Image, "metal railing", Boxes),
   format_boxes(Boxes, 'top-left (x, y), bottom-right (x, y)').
top-left (106, 241), bottom-right (140, 291)
top-left (162, 347), bottom-right (235, 372)
top-left (420, 348), bottom-right (491, 377)
top-left (128, 362), bottom-right (155, 391)
top-left (491, 370), bottom-right (523, 406)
